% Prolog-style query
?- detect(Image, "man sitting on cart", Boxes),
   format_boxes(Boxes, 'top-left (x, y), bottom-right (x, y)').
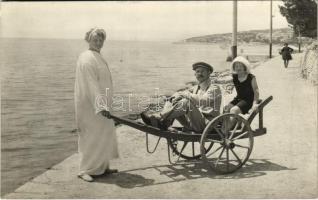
top-left (141, 62), bottom-right (222, 133)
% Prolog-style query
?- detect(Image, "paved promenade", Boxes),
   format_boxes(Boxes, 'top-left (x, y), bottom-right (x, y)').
top-left (4, 54), bottom-right (317, 199)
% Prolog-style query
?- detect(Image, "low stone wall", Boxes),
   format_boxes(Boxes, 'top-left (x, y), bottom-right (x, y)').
top-left (300, 42), bottom-right (318, 85)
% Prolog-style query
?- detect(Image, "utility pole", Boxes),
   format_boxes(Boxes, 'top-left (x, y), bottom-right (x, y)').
top-left (269, 0), bottom-right (273, 58)
top-left (315, 0), bottom-right (318, 40)
top-left (232, 0), bottom-right (238, 60)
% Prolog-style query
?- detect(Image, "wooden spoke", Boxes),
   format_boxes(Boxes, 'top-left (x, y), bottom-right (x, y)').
top-left (206, 139), bottom-right (223, 144)
top-left (233, 131), bottom-right (249, 140)
top-left (235, 144), bottom-right (250, 150)
top-left (229, 121), bottom-right (239, 140)
top-left (230, 148), bottom-right (242, 164)
top-left (170, 139), bottom-right (214, 161)
top-left (223, 116), bottom-right (229, 136)
top-left (192, 142), bottom-right (195, 157)
top-left (214, 127), bottom-right (225, 139)
top-left (226, 148), bottom-right (230, 171)
top-left (205, 145), bottom-right (223, 158)
top-left (240, 123), bottom-right (246, 132)
top-left (214, 147), bottom-right (225, 168)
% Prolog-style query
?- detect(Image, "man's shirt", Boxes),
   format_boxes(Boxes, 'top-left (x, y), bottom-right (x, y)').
top-left (189, 78), bottom-right (222, 120)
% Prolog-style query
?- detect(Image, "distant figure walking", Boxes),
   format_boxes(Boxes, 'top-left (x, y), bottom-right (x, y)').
top-left (74, 28), bottom-right (118, 182)
top-left (280, 43), bottom-right (294, 68)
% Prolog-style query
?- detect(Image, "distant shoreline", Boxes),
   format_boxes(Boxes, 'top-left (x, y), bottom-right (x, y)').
top-left (177, 27), bottom-right (314, 46)
top-left (173, 41), bottom-right (272, 46)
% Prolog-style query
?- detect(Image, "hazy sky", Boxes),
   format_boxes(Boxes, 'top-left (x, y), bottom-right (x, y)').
top-left (1, 1), bottom-right (289, 41)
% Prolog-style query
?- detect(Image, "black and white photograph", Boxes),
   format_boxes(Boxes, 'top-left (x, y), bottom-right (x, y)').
top-left (1, 0), bottom-right (317, 198)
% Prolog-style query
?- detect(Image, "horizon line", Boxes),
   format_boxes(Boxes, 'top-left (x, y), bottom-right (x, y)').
top-left (0, 26), bottom-right (291, 42)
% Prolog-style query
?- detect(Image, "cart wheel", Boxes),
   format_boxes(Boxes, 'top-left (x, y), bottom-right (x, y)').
top-left (200, 113), bottom-right (253, 174)
top-left (168, 139), bottom-right (214, 160)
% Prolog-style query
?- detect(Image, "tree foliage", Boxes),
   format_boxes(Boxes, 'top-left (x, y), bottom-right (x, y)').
top-left (279, 0), bottom-right (317, 38)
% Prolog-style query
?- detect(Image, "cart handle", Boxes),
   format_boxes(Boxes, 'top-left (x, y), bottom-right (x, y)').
top-left (247, 95), bottom-right (273, 127)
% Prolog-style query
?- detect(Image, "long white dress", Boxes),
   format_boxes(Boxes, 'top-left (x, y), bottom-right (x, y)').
top-left (74, 50), bottom-right (118, 176)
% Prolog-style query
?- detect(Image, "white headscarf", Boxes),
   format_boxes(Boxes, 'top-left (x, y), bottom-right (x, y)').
top-left (231, 56), bottom-right (251, 74)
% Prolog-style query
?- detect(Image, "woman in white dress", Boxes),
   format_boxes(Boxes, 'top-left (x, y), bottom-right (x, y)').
top-left (74, 28), bottom-right (118, 182)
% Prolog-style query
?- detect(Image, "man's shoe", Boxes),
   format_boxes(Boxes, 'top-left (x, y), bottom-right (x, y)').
top-left (78, 173), bottom-right (94, 182)
top-left (141, 112), bottom-right (171, 130)
top-left (140, 111), bottom-right (152, 126)
top-left (149, 115), bottom-right (170, 130)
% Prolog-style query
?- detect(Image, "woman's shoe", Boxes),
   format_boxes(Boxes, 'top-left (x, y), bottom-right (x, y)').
top-left (78, 173), bottom-right (94, 182)
top-left (104, 168), bottom-right (118, 174)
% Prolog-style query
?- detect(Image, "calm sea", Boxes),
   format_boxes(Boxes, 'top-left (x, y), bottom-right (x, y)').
top-left (0, 38), bottom-right (274, 195)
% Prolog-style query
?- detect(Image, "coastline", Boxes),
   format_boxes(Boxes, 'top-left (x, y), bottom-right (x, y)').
top-left (4, 53), bottom-right (317, 199)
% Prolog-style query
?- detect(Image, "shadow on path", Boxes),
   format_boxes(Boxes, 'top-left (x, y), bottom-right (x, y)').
top-left (94, 159), bottom-right (296, 188)
top-left (94, 172), bottom-right (155, 188)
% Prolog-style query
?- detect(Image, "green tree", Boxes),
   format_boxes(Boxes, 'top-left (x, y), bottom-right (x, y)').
top-left (279, 0), bottom-right (317, 38)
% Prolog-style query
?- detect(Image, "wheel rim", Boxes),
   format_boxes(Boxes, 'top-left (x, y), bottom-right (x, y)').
top-left (200, 113), bottom-right (254, 174)
top-left (168, 139), bottom-right (214, 160)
